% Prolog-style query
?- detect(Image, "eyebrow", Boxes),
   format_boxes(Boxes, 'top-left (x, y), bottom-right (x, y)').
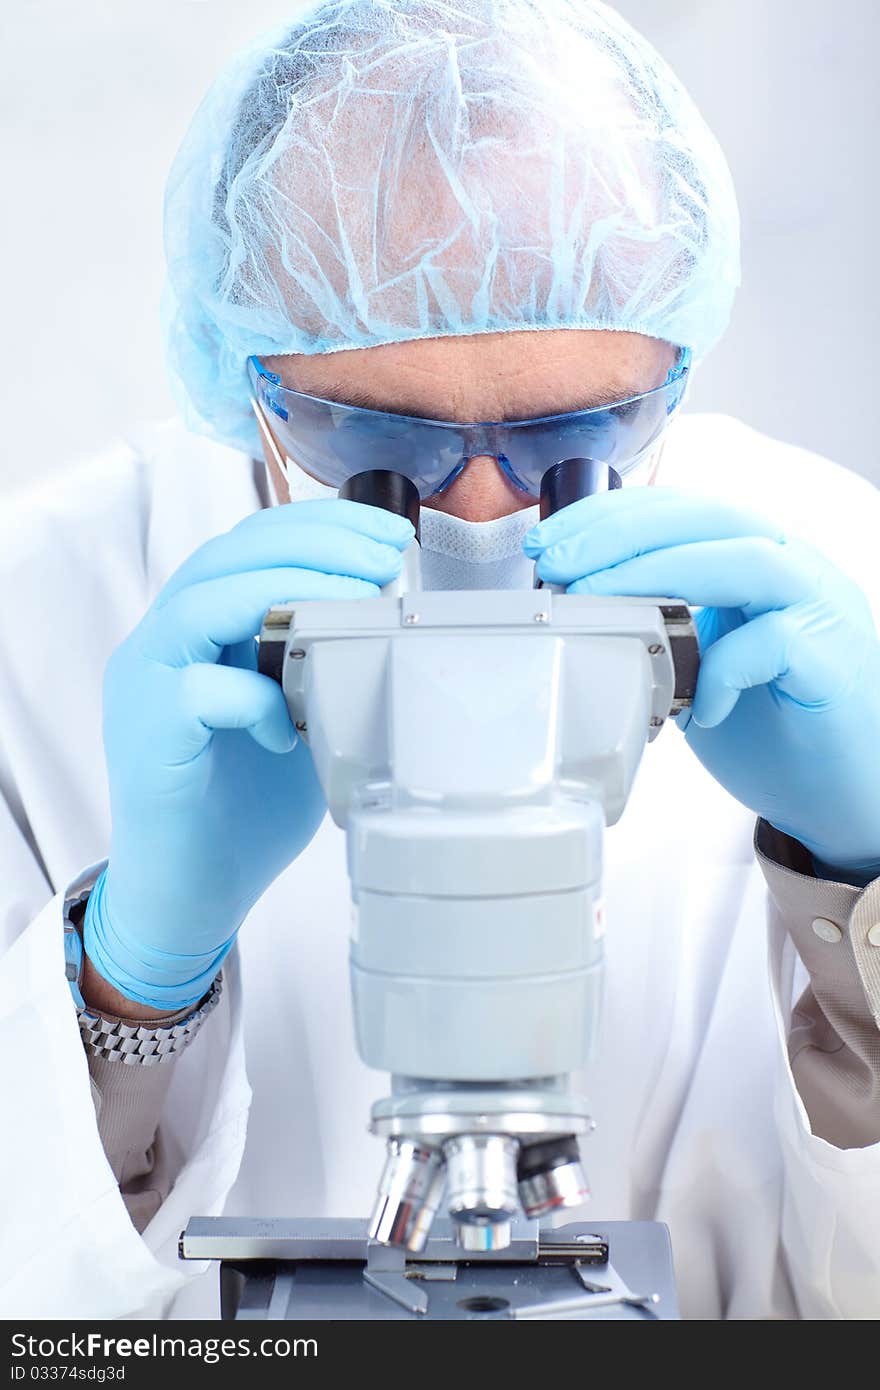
top-left (294, 378), bottom-right (647, 420)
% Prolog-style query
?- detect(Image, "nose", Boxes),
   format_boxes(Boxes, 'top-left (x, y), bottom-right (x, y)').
top-left (427, 454), bottom-right (533, 522)
top-left (462, 452), bottom-right (505, 471)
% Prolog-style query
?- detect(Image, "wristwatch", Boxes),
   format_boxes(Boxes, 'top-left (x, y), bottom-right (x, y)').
top-left (63, 891), bottom-right (223, 1066)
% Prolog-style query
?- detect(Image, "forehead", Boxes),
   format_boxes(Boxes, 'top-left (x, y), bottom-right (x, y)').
top-left (264, 329), bottom-right (675, 421)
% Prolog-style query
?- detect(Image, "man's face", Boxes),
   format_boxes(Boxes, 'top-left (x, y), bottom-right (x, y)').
top-left (261, 328), bottom-right (675, 522)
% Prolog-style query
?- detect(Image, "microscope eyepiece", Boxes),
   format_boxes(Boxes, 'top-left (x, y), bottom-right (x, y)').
top-left (339, 469), bottom-right (421, 540)
top-left (539, 457), bottom-right (621, 520)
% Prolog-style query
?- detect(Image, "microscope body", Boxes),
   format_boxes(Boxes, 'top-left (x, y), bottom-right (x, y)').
top-left (257, 577), bottom-right (696, 1252)
top-left (181, 465), bottom-right (698, 1316)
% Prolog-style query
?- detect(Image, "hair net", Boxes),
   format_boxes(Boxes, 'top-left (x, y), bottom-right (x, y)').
top-left (163, 0), bottom-right (740, 452)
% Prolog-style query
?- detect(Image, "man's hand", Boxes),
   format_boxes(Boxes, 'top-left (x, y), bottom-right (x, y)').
top-left (83, 499), bottom-right (415, 1012)
top-left (525, 487), bottom-right (880, 880)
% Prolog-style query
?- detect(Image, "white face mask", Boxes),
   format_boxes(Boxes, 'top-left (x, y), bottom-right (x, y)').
top-left (252, 397), bottom-right (666, 591)
top-left (418, 506), bottom-right (540, 591)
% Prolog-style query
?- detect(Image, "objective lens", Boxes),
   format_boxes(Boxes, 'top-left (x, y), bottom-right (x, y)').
top-left (368, 1138), bottom-right (445, 1252)
top-left (443, 1134), bottom-right (520, 1250)
top-left (517, 1135), bottom-right (590, 1217)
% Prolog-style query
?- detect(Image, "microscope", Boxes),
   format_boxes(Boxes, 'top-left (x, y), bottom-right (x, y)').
top-left (180, 459), bottom-right (698, 1320)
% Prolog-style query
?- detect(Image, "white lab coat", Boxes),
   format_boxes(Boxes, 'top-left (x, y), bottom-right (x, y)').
top-left (1, 411), bottom-right (879, 1321)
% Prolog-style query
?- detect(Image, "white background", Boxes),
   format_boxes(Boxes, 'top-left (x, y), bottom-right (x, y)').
top-left (0, 0), bottom-right (877, 498)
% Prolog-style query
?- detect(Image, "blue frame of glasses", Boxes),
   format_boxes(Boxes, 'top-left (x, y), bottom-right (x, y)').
top-left (247, 345), bottom-right (691, 498)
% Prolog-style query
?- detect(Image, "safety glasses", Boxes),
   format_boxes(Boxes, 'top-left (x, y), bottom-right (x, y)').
top-left (247, 347), bottom-right (690, 500)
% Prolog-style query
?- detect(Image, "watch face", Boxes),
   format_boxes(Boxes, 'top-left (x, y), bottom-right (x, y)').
top-left (63, 916), bottom-right (86, 1007)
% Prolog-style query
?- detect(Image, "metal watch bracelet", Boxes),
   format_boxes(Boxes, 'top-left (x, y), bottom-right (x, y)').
top-left (63, 888), bottom-right (223, 1066)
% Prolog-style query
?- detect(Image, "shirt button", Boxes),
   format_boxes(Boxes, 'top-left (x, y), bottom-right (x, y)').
top-left (867, 923), bottom-right (880, 947)
top-left (811, 917), bottom-right (842, 944)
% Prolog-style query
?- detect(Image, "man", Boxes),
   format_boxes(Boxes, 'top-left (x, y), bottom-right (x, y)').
top-left (2, 0), bottom-right (879, 1320)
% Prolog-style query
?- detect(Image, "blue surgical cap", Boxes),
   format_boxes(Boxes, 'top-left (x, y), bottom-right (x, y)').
top-left (163, 0), bottom-right (740, 452)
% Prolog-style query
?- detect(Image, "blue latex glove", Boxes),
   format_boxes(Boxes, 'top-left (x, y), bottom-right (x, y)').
top-left (84, 499), bottom-right (414, 1009)
top-left (525, 488), bottom-right (880, 884)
